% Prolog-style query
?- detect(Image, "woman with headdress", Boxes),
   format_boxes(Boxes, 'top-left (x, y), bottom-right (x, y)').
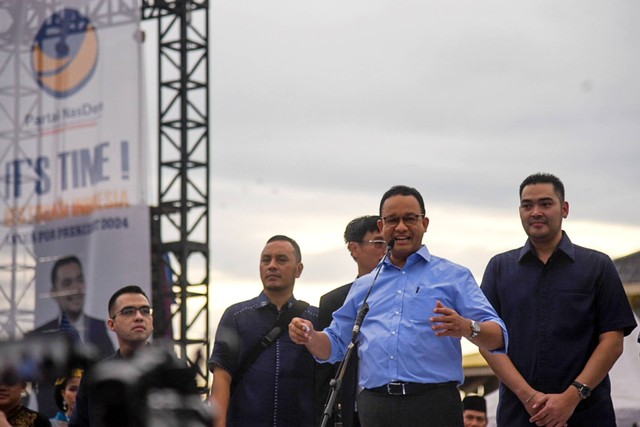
top-left (49, 370), bottom-right (83, 427)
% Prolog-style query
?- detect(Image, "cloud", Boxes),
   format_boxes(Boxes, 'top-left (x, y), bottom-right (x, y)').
top-left (202, 0), bottom-right (640, 311)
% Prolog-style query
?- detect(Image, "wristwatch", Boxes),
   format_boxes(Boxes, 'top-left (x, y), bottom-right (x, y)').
top-left (571, 381), bottom-right (592, 399)
top-left (469, 320), bottom-right (481, 340)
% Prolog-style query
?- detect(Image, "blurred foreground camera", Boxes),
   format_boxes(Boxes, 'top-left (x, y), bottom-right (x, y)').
top-left (0, 335), bottom-right (214, 427)
top-left (0, 333), bottom-right (97, 385)
top-left (87, 342), bottom-right (213, 427)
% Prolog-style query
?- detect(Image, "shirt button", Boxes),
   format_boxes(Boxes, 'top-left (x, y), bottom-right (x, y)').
top-left (391, 331), bottom-right (396, 335)
top-left (395, 311), bottom-right (400, 315)
top-left (390, 355), bottom-right (395, 360)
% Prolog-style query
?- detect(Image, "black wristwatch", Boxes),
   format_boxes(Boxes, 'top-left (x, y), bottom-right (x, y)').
top-left (571, 381), bottom-right (592, 399)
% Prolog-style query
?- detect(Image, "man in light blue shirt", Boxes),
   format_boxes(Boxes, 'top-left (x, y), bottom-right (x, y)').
top-left (290, 185), bottom-right (508, 427)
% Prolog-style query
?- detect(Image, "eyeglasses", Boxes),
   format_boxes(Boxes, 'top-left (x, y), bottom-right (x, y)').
top-left (382, 214), bottom-right (424, 227)
top-left (111, 305), bottom-right (153, 319)
top-left (362, 239), bottom-right (387, 248)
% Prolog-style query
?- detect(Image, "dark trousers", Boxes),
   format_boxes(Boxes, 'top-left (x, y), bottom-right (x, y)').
top-left (357, 383), bottom-right (463, 427)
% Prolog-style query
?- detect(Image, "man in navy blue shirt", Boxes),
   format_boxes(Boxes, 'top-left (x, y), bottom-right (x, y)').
top-left (290, 186), bottom-right (507, 427)
top-left (480, 173), bottom-right (637, 427)
top-left (209, 235), bottom-right (318, 427)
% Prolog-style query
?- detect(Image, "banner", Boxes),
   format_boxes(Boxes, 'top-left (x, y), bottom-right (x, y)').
top-left (31, 205), bottom-right (151, 338)
top-left (1, 1), bottom-right (145, 226)
top-left (0, 0), bottom-right (148, 342)
top-left (28, 204), bottom-right (151, 417)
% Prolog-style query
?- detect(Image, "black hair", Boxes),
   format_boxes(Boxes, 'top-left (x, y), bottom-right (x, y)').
top-left (519, 172), bottom-right (565, 202)
top-left (108, 285), bottom-right (149, 317)
top-left (266, 235), bottom-right (302, 262)
top-left (379, 185), bottom-right (426, 216)
top-left (343, 215), bottom-right (381, 243)
top-left (50, 255), bottom-right (82, 289)
top-left (54, 378), bottom-right (66, 411)
top-left (53, 369), bottom-right (83, 412)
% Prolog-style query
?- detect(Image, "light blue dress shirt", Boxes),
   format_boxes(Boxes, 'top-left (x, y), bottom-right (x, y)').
top-left (323, 245), bottom-right (507, 389)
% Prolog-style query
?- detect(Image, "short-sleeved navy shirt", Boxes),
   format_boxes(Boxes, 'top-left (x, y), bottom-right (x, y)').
top-left (209, 292), bottom-right (319, 427)
top-left (481, 232), bottom-right (636, 426)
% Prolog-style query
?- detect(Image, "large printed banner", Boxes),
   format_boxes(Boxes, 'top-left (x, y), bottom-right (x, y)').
top-left (31, 205), bottom-right (151, 341)
top-left (0, 1), bottom-right (150, 346)
top-left (27, 204), bottom-right (151, 417)
top-left (2, 1), bottom-right (145, 226)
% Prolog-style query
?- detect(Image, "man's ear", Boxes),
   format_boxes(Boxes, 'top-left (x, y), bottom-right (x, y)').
top-left (107, 318), bottom-right (115, 332)
top-left (347, 241), bottom-right (359, 260)
top-left (295, 262), bottom-right (304, 278)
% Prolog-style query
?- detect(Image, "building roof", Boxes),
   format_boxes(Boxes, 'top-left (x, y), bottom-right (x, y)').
top-left (614, 250), bottom-right (640, 285)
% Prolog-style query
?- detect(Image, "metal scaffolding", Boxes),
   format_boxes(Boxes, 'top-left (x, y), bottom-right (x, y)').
top-left (0, 0), bottom-right (210, 389)
top-left (0, 0), bottom-right (44, 340)
top-left (142, 0), bottom-right (210, 389)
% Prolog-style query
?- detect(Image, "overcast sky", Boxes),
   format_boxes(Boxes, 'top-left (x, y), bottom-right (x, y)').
top-left (177, 1), bottom-right (640, 331)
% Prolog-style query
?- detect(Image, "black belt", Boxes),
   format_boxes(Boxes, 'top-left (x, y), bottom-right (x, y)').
top-left (367, 381), bottom-right (455, 396)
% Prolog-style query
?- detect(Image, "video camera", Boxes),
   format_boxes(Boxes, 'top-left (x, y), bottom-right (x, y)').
top-left (0, 335), bottom-right (214, 427)
top-left (88, 340), bottom-right (213, 427)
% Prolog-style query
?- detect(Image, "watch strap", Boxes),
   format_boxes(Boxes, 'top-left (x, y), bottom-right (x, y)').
top-left (571, 381), bottom-right (591, 399)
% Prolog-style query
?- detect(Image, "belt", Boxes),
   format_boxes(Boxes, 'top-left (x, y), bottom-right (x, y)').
top-left (367, 381), bottom-right (454, 396)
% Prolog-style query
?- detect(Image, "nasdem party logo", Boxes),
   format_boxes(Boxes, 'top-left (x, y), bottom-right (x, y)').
top-left (31, 9), bottom-right (99, 99)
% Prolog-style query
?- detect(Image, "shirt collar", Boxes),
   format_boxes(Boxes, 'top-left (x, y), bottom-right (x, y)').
top-left (383, 244), bottom-right (431, 268)
top-left (519, 231), bottom-right (575, 262)
top-left (257, 291), bottom-right (296, 310)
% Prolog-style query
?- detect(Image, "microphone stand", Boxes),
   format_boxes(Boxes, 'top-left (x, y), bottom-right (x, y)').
top-left (320, 240), bottom-right (394, 427)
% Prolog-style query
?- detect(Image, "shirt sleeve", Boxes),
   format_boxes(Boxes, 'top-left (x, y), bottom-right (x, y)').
top-left (208, 307), bottom-right (241, 375)
top-left (321, 281), bottom-right (362, 364)
top-left (480, 256), bottom-right (500, 313)
top-left (458, 264), bottom-right (508, 353)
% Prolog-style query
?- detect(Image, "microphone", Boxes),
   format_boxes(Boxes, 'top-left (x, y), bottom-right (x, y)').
top-left (351, 303), bottom-right (369, 341)
top-left (321, 238), bottom-right (395, 427)
top-left (350, 239), bottom-right (394, 342)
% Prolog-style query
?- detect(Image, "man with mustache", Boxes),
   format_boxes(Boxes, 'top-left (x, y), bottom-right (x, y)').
top-left (480, 173), bottom-right (637, 427)
top-left (462, 395), bottom-right (488, 427)
top-left (209, 235), bottom-right (319, 427)
top-left (290, 185), bottom-right (507, 427)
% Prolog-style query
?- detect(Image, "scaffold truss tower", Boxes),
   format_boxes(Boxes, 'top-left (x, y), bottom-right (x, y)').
top-left (142, 0), bottom-right (210, 389)
top-left (0, 0), bottom-right (210, 389)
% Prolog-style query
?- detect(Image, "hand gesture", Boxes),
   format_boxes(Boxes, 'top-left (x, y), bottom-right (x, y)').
top-left (288, 317), bottom-right (313, 344)
top-left (429, 300), bottom-right (468, 338)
